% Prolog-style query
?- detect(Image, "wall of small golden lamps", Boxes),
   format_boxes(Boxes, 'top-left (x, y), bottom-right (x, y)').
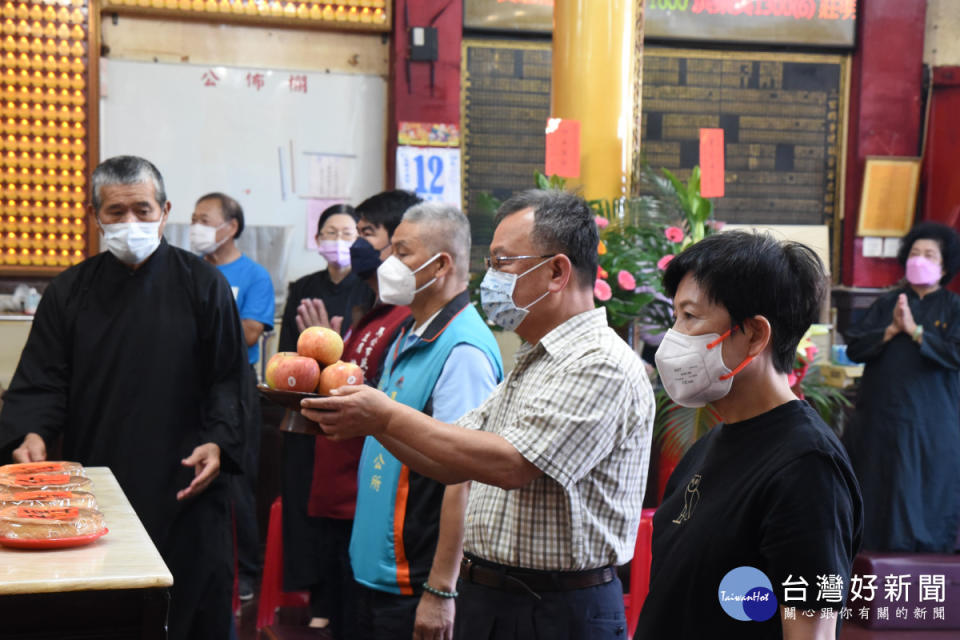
top-left (99, 0), bottom-right (390, 30)
top-left (0, 0), bottom-right (89, 270)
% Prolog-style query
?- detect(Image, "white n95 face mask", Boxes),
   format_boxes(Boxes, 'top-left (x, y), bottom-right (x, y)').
top-left (189, 223), bottom-right (228, 256)
top-left (479, 258), bottom-right (552, 332)
top-left (377, 253), bottom-right (441, 306)
top-left (654, 327), bottom-right (753, 408)
top-left (101, 220), bottom-right (162, 265)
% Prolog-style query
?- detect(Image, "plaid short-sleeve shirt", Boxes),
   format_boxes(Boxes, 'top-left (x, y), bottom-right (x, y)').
top-left (457, 307), bottom-right (654, 570)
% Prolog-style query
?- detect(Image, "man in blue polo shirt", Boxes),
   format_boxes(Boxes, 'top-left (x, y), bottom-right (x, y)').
top-left (191, 191), bottom-right (275, 600)
top-left (350, 202), bottom-right (503, 640)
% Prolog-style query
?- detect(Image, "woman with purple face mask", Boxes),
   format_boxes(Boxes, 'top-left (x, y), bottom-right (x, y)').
top-left (843, 221), bottom-right (960, 553)
top-left (275, 202), bottom-right (376, 631)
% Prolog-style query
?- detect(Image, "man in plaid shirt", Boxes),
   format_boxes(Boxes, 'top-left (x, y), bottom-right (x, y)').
top-left (303, 190), bottom-right (654, 639)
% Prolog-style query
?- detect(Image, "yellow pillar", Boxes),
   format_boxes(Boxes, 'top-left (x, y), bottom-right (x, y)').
top-left (551, 0), bottom-right (645, 201)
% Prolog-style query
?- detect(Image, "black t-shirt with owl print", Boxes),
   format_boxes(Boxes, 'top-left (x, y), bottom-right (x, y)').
top-left (635, 400), bottom-right (862, 640)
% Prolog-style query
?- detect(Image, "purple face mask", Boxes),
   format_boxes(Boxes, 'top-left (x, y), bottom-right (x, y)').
top-left (318, 239), bottom-right (352, 267)
top-left (906, 256), bottom-right (942, 286)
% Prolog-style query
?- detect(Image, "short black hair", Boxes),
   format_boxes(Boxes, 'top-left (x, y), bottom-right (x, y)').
top-left (316, 203), bottom-right (357, 237)
top-left (494, 189), bottom-right (598, 288)
top-left (662, 231), bottom-right (825, 374)
top-left (197, 192), bottom-right (244, 239)
top-left (896, 221), bottom-right (960, 285)
top-left (354, 190), bottom-right (422, 236)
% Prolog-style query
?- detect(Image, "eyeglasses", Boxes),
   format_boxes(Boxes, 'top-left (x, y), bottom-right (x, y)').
top-left (318, 229), bottom-right (358, 241)
top-left (484, 254), bottom-right (554, 270)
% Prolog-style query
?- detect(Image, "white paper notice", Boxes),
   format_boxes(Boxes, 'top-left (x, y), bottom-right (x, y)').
top-left (882, 237), bottom-right (901, 258)
top-left (862, 237), bottom-right (883, 258)
top-left (395, 146), bottom-right (461, 207)
top-left (305, 154), bottom-right (356, 198)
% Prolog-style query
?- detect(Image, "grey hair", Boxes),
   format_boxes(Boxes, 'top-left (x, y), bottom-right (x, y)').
top-left (494, 189), bottom-right (598, 288)
top-left (402, 202), bottom-right (471, 281)
top-left (90, 156), bottom-right (167, 210)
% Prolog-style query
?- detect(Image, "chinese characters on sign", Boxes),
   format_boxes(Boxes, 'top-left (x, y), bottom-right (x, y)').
top-left (289, 74), bottom-right (308, 94)
top-left (779, 573), bottom-right (948, 624)
top-left (201, 69), bottom-right (312, 94)
top-left (246, 73), bottom-right (265, 91)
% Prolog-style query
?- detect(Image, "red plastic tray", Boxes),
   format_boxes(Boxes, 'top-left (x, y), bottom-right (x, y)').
top-left (0, 527), bottom-right (108, 549)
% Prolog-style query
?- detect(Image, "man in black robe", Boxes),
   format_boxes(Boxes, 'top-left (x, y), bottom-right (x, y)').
top-left (0, 155), bottom-right (247, 639)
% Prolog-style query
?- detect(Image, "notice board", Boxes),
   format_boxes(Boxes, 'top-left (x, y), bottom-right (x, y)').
top-left (461, 41), bottom-right (848, 268)
top-left (461, 40), bottom-right (551, 264)
top-left (100, 59), bottom-right (387, 285)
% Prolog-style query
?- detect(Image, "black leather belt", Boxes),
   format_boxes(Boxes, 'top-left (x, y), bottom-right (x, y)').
top-left (460, 556), bottom-right (615, 594)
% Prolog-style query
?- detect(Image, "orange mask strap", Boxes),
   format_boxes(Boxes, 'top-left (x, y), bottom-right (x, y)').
top-left (706, 325), bottom-right (755, 381)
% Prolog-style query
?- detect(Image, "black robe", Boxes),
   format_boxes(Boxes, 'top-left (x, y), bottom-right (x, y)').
top-left (0, 239), bottom-right (246, 638)
top-left (277, 268), bottom-right (372, 594)
top-left (843, 286), bottom-right (960, 552)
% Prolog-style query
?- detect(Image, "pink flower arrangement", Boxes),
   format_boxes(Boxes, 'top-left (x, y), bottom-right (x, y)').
top-left (616, 270), bottom-right (636, 291)
top-left (594, 278), bottom-right (612, 301)
top-left (665, 226), bottom-right (684, 243)
top-left (594, 215), bottom-right (609, 229)
top-left (657, 254), bottom-right (675, 270)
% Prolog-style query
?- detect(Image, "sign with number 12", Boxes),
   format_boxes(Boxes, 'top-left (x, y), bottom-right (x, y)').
top-left (395, 146), bottom-right (462, 207)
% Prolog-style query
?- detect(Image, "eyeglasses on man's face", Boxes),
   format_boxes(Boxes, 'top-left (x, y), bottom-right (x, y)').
top-left (484, 254), bottom-right (554, 271)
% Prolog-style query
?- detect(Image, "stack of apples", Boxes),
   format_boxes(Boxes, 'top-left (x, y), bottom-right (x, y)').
top-left (265, 326), bottom-right (364, 395)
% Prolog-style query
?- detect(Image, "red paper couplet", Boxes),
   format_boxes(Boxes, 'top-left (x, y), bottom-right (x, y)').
top-left (545, 118), bottom-right (581, 178)
top-left (699, 128), bottom-right (725, 198)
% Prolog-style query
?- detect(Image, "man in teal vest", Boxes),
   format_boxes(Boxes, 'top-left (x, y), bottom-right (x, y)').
top-left (303, 190), bottom-right (654, 640)
top-left (348, 202), bottom-right (503, 640)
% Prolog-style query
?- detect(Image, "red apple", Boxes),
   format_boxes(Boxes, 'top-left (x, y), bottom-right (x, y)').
top-left (265, 352), bottom-right (321, 392)
top-left (297, 326), bottom-right (344, 366)
top-left (318, 360), bottom-right (364, 396)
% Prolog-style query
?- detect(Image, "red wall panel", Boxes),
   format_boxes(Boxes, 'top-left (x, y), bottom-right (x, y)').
top-left (386, 0), bottom-right (462, 186)
top-left (841, 0), bottom-right (927, 287)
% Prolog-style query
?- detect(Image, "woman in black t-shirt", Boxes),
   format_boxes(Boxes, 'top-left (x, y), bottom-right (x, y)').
top-left (637, 232), bottom-right (862, 640)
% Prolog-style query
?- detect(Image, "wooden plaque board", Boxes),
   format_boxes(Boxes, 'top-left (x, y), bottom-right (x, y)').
top-left (855, 157), bottom-right (921, 238)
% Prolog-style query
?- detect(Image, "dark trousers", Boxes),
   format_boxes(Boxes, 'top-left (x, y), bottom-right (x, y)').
top-left (161, 482), bottom-right (234, 640)
top-left (454, 574), bottom-right (627, 640)
top-left (234, 367), bottom-right (262, 583)
top-left (354, 582), bottom-right (419, 640)
top-left (281, 431), bottom-right (325, 592)
top-left (310, 518), bottom-right (358, 639)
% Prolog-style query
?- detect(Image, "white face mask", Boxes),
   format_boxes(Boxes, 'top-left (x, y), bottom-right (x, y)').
top-left (100, 220), bottom-right (162, 265)
top-left (479, 258), bottom-right (552, 332)
top-left (189, 222), bottom-right (228, 256)
top-left (377, 253), bottom-right (441, 306)
top-left (654, 327), bottom-right (753, 408)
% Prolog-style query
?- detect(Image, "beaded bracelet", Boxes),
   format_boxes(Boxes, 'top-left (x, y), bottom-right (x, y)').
top-left (422, 582), bottom-right (458, 599)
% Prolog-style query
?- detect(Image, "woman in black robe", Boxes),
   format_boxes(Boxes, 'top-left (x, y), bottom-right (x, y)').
top-left (277, 203), bottom-right (373, 630)
top-left (844, 221), bottom-right (960, 552)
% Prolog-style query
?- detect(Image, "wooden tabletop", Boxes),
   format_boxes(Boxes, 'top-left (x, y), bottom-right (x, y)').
top-left (0, 467), bottom-right (174, 595)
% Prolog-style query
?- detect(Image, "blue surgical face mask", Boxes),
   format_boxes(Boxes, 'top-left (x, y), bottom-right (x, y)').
top-left (479, 258), bottom-right (552, 332)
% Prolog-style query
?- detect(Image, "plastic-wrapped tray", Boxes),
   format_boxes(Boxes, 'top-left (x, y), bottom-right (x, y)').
top-left (0, 527), bottom-right (108, 549)
top-left (0, 461), bottom-right (86, 477)
top-left (0, 506), bottom-right (106, 546)
top-left (0, 489), bottom-right (98, 509)
top-left (0, 473), bottom-right (92, 492)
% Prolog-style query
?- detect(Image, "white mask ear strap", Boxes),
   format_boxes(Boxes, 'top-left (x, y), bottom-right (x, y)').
top-left (412, 252), bottom-right (443, 275)
top-left (520, 289), bottom-right (550, 311)
top-left (519, 257), bottom-right (553, 279)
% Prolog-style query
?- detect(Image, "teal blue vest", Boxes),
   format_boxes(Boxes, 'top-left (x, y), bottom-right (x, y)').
top-left (350, 299), bottom-right (502, 594)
